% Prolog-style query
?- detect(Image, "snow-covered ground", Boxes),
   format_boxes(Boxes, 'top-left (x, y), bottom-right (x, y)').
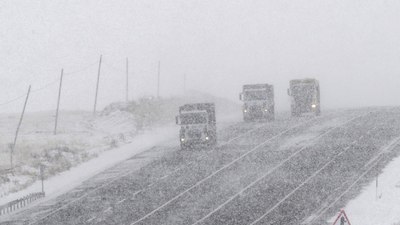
top-left (335, 153), bottom-right (400, 225)
top-left (0, 108), bottom-right (146, 199)
top-left (328, 142), bottom-right (400, 225)
top-left (0, 125), bottom-right (178, 206)
top-left (0, 93), bottom-right (240, 206)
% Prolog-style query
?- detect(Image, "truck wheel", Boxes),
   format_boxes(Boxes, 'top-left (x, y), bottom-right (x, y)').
top-left (180, 143), bottom-right (187, 150)
top-left (212, 137), bottom-right (217, 146)
top-left (269, 106), bottom-right (275, 121)
top-left (269, 113), bottom-right (275, 121)
top-left (291, 106), bottom-right (299, 117)
top-left (315, 107), bottom-right (321, 116)
top-left (207, 134), bottom-right (217, 147)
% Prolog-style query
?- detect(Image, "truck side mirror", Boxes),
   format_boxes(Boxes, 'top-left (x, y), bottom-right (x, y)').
top-left (287, 89), bottom-right (291, 96)
top-left (239, 93), bottom-right (243, 101)
top-left (175, 115), bottom-right (180, 125)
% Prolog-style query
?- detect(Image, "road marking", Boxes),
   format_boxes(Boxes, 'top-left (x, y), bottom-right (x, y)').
top-left (160, 175), bottom-right (168, 180)
top-left (29, 113), bottom-right (333, 225)
top-left (306, 134), bottom-right (400, 224)
top-left (86, 217), bottom-right (96, 222)
top-left (128, 123), bottom-right (272, 197)
top-left (130, 116), bottom-right (328, 225)
top-left (29, 169), bottom-right (136, 225)
top-left (191, 114), bottom-right (364, 225)
top-left (249, 146), bottom-right (351, 224)
top-left (116, 199), bottom-right (126, 205)
top-left (132, 190), bottom-right (142, 197)
top-left (363, 136), bottom-right (400, 170)
top-left (104, 207), bottom-right (112, 213)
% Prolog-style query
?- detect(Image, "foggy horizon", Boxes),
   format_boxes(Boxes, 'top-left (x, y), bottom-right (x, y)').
top-left (2, 0), bottom-right (400, 113)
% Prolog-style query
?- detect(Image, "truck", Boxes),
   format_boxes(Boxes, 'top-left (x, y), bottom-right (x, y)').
top-left (287, 78), bottom-right (321, 116)
top-left (239, 84), bottom-right (275, 122)
top-left (175, 103), bottom-right (217, 150)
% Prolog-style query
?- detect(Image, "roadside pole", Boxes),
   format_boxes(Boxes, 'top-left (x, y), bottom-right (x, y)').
top-left (11, 85), bottom-right (31, 174)
top-left (376, 175), bottom-right (378, 200)
top-left (126, 57), bottom-right (129, 102)
top-left (157, 61), bottom-right (160, 98)
top-left (54, 69), bottom-right (64, 135)
top-left (93, 55), bottom-right (102, 115)
top-left (184, 73), bottom-right (186, 95)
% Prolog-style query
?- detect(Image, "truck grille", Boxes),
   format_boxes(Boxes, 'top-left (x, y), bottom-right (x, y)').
top-left (188, 130), bottom-right (202, 139)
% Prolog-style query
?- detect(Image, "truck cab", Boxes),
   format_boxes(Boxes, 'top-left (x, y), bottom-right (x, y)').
top-left (288, 78), bottom-right (321, 116)
top-left (176, 103), bottom-right (217, 150)
top-left (239, 84), bottom-right (275, 122)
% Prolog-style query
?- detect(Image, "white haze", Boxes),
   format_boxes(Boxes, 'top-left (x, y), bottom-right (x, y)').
top-left (1, 0), bottom-right (400, 113)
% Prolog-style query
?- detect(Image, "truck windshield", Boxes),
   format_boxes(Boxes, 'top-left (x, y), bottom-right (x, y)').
top-left (180, 113), bottom-right (208, 124)
top-left (244, 91), bottom-right (267, 101)
top-left (292, 85), bottom-right (314, 98)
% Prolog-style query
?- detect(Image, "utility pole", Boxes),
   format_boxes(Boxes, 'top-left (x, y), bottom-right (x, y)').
top-left (93, 55), bottom-right (102, 115)
top-left (54, 69), bottom-right (64, 135)
top-left (376, 174), bottom-right (379, 200)
top-left (157, 61), bottom-right (160, 98)
top-left (11, 85), bottom-right (31, 174)
top-left (126, 57), bottom-right (129, 102)
top-left (183, 73), bottom-right (187, 95)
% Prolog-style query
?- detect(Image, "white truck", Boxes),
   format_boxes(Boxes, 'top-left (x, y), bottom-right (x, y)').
top-left (176, 103), bottom-right (217, 150)
top-left (239, 84), bottom-right (275, 122)
top-left (288, 78), bottom-right (321, 116)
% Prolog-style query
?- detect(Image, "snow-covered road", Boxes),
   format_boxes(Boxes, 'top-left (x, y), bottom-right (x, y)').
top-left (3, 108), bottom-right (400, 225)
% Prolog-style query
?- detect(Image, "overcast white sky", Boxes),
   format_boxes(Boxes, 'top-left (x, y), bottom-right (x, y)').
top-left (1, 0), bottom-right (400, 113)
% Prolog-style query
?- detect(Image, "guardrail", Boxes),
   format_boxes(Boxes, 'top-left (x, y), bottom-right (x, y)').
top-left (0, 192), bottom-right (45, 216)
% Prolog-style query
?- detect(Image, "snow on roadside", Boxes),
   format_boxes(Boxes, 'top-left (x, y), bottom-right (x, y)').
top-left (330, 150), bottom-right (400, 225)
top-left (0, 93), bottom-right (241, 206)
top-left (0, 113), bottom-right (241, 207)
top-left (0, 125), bottom-right (177, 206)
top-left (0, 110), bottom-right (140, 199)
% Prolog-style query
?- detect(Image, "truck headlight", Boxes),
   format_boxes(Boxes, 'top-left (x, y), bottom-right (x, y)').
top-left (311, 104), bottom-right (316, 108)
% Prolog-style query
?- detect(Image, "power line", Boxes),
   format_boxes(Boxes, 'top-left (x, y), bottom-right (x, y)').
top-left (0, 94), bottom-right (27, 106)
top-left (31, 79), bottom-right (60, 93)
top-left (0, 80), bottom-right (59, 106)
top-left (0, 61), bottom-right (99, 106)
top-left (63, 61), bottom-right (98, 75)
top-left (103, 61), bottom-right (135, 75)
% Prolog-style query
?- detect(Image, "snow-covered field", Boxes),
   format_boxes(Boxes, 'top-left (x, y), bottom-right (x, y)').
top-left (0, 110), bottom-right (121, 197)
top-left (0, 92), bottom-right (240, 204)
top-left (0, 125), bottom-right (178, 206)
top-left (335, 147), bottom-right (400, 225)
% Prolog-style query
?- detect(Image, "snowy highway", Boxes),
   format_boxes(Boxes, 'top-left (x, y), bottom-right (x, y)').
top-left (3, 108), bottom-right (400, 225)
